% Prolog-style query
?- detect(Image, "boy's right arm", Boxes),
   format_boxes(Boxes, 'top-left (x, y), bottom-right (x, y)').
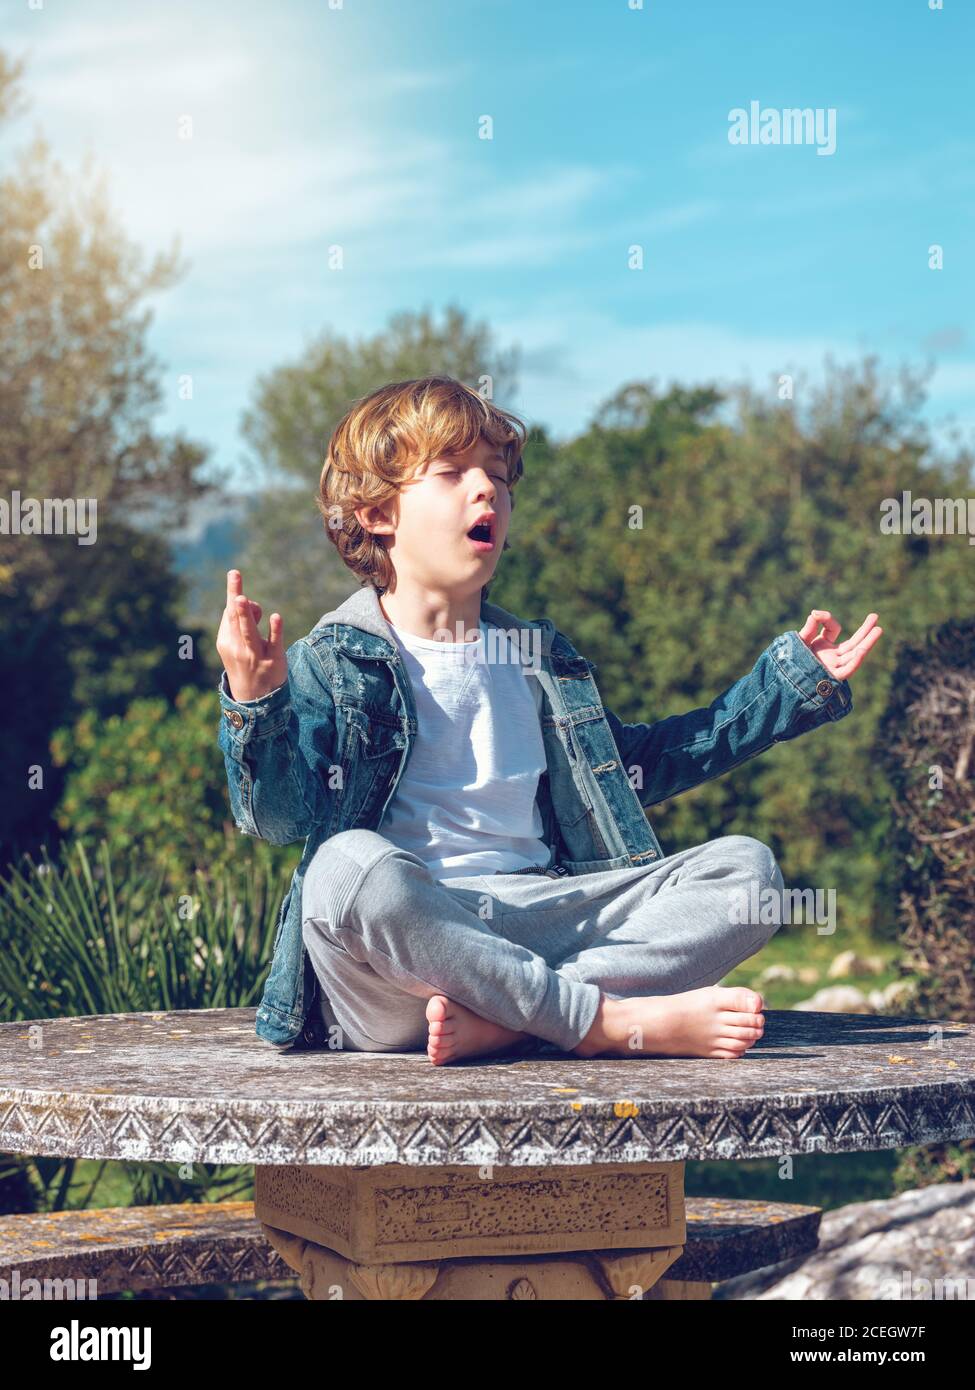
top-left (217, 643), bottom-right (338, 844)
top-left (216, 569), bottom-right (337, 845)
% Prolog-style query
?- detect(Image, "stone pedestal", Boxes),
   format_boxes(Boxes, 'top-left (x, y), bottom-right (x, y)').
top-left (254, 1160), bottom-right (691, 1301)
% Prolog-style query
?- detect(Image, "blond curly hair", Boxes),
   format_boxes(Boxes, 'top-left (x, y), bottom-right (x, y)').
top-left (317, 376), bottom-right (527, 596)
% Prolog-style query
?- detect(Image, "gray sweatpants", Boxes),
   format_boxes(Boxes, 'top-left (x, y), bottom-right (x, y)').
top-left (300, 829), bottom-right (784, 1055)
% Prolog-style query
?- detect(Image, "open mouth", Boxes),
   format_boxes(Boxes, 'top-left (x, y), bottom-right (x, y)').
top-left (466, 521), bottom-right (495, 548)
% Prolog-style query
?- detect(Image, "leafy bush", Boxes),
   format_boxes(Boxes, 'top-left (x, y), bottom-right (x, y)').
top-left (48, 685), bottom-right (288, 884)
top-left (875, 614), bottom-right (975, 1021)
top-left (0, 835), bottom-right (296, 1213)
top-left (873, 613), bottom-right (975, 1191)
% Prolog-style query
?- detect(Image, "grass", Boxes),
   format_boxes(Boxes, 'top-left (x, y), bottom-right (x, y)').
top-left (688, 1150), bottom-right (902, 1212)
top-left (722, 920), bottom-right (909, 1010)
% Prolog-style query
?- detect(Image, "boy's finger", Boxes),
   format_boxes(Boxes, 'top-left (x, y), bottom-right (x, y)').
top-left (225, 591), bottom-right (242, 641)
top-left (268, 613), bottom-right (285, 649)
top-left (834, 625), bottom-right (883, 674)
top-left (227, 574), bottom-right (262, 627)
top-left (798, 610), bottom-right (833, 642)
top-left (835, 613), bottom-right (878, 654)
top-left (235, 595), bottom-right (263, 651)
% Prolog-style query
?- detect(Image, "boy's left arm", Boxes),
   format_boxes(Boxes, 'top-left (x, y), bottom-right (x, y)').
top-left (602, 609), bottom-right (882, 809)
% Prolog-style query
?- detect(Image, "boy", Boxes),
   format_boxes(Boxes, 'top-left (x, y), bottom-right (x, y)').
top-left (216, 376), bottom-right (882, 1065)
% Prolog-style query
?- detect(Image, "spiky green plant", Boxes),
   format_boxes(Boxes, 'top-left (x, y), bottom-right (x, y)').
top-left (0, 835), bottom-right (299, 1213)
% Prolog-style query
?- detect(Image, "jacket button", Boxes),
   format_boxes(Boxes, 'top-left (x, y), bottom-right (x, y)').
top-left (816, 678), bottom-right (834, 698)
top-left (225, 710), bottom-right (244, 729)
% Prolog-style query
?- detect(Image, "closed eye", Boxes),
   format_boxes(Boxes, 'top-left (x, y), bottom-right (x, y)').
top-left (440, 469), bottom-right (508, 486)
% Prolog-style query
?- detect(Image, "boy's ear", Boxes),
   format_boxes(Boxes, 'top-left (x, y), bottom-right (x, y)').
top-left (355, 501), bottom-right (396, 537)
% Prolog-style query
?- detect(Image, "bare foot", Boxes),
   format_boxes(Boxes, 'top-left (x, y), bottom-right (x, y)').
top-left (425, 995), bottom-right (536, 1066)
top-left (573, 985), bottom-right (766, 1060)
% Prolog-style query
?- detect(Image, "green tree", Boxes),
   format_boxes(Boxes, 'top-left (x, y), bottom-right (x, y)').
top-left (0, 50), bottom-right (216, 862)
top-left (495, 356), bottom-right (973, 938)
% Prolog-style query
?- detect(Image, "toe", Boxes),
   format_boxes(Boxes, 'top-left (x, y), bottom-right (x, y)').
top-left (724, 1009), bottom-right (764, 1030)
top-left (425, 994), bottom-right (450, 1024)
top-left (728, 987), bottom-right (763, 1013)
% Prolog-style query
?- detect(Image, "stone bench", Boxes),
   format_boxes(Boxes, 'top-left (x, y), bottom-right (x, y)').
top-left (0, 1193), bottom-right (821, 1300)
top-left (0, 1200), bottom-right (292, 1297)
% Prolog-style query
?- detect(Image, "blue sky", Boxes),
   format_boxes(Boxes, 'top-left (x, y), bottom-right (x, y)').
top-left (4, 0), bottom-right (972, 498)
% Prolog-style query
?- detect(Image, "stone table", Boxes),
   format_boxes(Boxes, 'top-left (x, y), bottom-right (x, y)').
top-left (1, 1006), bottom-right (973, 1299)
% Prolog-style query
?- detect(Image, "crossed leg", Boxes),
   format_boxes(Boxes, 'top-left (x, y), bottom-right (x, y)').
top-left (301, 830), bottom-right (783, 1065)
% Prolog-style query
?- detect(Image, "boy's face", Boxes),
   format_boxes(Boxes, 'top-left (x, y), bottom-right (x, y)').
top-left (362, 436), bottom-right (512, 592)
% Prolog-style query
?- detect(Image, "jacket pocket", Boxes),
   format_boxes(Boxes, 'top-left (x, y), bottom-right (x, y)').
top-left (344, 706), bottom-right (408, 760)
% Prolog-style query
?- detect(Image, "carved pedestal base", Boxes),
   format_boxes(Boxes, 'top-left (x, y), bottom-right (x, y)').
top-left (645, 1278), bottom-right (713, 1300)
top-left (254, 1160), bottom-right (688, 1302)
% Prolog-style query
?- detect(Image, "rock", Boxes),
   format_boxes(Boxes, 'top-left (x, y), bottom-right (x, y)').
top-left (797, 967), bottom-right (821, 985)
top-left (867, 981), bottom-right (919, 1012)
top-left (756, 964), bottom-right (797, 984)
top-left (828, 951), bottom-right (882, 980)
top-left (713, 1181), bottom-right (975, 1300)
top-left (827, 950), bottom-right (858, 979)
top-left (792, 986), bottom-right (871, 1013)
top-left (883, 980), bottom-right (918, 1008)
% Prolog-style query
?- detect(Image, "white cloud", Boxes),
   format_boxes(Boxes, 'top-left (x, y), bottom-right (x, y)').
top-left (15, 17), bottom-right (169, 62)
top-left (28, 51), bottom-right (257, 115)
top-left (645, 200), bottom-right (720, 232)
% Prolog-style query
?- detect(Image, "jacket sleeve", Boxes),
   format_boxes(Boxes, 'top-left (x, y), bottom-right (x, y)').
top-left (217, 639), bottom-right (338, 845)
top-left (601, 629), bottom-right (854, 809)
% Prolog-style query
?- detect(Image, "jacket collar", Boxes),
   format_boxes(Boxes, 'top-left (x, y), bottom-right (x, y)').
top-left (313, 584), bottom-right (555, 658)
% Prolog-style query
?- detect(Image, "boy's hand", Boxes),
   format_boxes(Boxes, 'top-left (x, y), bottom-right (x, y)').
top-left (216, 570), bottom-right (288, 702)
top-left (797, 609), bottom-right (882, 680)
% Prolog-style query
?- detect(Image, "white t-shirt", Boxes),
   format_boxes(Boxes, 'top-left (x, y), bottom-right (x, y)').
top-left (378, 619), bottom-right (552, 880)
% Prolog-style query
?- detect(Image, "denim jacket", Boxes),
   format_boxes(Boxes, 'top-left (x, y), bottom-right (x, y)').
top-left (217, 584), bottom-right (853, 1049)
